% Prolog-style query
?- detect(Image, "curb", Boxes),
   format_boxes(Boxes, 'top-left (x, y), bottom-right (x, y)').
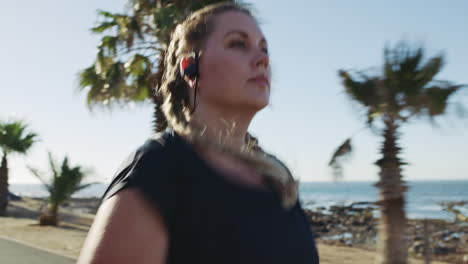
top-left (0, 235), bottom-right (78, 260)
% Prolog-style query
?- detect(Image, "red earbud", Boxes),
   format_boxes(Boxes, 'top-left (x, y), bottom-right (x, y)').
top-left (181, 55), bottom-right (198, 80)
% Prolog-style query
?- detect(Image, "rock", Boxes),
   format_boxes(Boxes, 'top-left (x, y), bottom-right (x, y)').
top-left (8, 191), bottom-right (22, 201)
top-left (304, 202), bottom-right (466, 262)
top-left (433, 244), bottom-right (456, 256)
top-left (410, 241), bottom-right (424, 255)
top-left (444, 235), bottom-right (460, 243)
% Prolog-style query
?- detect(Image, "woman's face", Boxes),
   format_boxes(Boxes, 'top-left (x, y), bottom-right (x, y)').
top-left (195, 11), bottom-right (271, 114)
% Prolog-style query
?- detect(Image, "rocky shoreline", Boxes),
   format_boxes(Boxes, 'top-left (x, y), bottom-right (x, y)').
top-left (63, 196), bottom-right (467, 262)
top-left (304, 201), bottom-right (468, 263)
top-left (11, 194), bottom-right (466, 263)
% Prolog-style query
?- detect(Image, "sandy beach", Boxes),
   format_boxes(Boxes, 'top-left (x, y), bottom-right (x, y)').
top-left (0, 197), bottom-right (455, 263)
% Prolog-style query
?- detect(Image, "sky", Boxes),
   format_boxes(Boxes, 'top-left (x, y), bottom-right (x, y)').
top-left (1, 0), bottom-right (467, 184)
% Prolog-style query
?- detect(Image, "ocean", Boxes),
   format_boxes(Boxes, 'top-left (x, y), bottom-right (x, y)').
top-left (9, 180), bottom-right (468, 220)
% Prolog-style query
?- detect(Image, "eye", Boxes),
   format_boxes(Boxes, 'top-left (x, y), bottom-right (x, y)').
top-left (229, 40), bottom-right (247, 49)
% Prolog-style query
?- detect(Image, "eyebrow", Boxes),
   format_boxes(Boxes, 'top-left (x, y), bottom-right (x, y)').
top-left (224, 30), bottom-right (267, 45)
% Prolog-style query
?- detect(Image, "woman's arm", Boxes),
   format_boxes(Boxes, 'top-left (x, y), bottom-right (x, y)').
top-left (77, 188), bottom-right (169, 264)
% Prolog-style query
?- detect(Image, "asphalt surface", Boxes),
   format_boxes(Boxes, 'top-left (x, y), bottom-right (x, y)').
top-left (0, 237), bottom-right (76, 264)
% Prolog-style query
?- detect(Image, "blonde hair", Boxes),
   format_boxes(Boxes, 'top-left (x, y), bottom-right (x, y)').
top-left (154, 2), bottom-right (298, 209)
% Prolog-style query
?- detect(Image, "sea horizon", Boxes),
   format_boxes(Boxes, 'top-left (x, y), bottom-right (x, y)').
top-left (10, 180), bottom-right (468, 221)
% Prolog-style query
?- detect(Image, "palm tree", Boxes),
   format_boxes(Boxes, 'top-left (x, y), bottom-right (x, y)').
top-left (0, 120), bottom-right (38, 216)
top-left (329, 42), bottom-right (466, 264)
top-left (27, 152), bottom-right (96, 226)
top-left (76, 0), bottom-right (241, 132)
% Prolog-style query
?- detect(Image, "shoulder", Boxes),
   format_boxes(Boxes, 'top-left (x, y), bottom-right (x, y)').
top-left (264, 152), bottom-right (293, 176)
top-left (99, 130), bottom-right (186, 232)
top-left (122, 130), bottom-right (178, 174)
top-left (134, 131), bottom-right (174, 162)
top-left (77, 187), bottom-right (169, 263)
top-left (100, 131), bottom-right (178, 204)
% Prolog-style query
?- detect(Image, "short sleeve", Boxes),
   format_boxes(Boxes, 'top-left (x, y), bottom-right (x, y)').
top-left (99, 137), bottom-right (179, 230)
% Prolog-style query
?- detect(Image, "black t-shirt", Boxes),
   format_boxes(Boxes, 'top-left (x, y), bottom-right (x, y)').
top-left (100, 129), bottom-right (320, 264)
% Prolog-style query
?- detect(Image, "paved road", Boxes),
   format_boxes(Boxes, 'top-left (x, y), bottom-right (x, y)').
top-left (0, 237), bottom-right (76, 264)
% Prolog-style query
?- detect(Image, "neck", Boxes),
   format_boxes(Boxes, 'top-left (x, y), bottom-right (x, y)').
top-left (187, 103), bottom-right (256, 152)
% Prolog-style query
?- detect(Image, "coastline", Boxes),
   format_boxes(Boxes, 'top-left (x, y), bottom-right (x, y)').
top-left (305, 201), bottom-right (468, 263)
top-left (11, 180), bottom-right (467, 221)
top-left (1, 196), bottom-right (465, 263)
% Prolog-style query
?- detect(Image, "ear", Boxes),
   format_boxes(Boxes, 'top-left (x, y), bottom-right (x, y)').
top-left (179, 56), bottom-right (196, 88)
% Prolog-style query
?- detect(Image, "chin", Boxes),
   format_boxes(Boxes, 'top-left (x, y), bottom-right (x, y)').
top-left (256, 98), bottom-right (270, 109)
top-left (225, 91), bottom-right (269, 112)
top-left (244, 97), bottom-right (269, 111)
top-left (243, 84), bottom-right (270, 109)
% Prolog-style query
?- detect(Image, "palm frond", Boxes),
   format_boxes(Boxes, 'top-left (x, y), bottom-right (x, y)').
top-left (74, 182), bottom-right (98, 193)
top-left (30, 152), bottom-right (94, 208)
top-left (415, 56), bottom-right (444, 88)
top-left (341, 41), bottom-right (466, 125)
top-left (26, 165), bottom-right (52, 192)
top-left (328, 138), bottom-right (353, 180)
top-left (47, 152), bottom-right (60, 180)
top-left (418, 84), bottom-right (467, 119)
top-left (0, 120), bottom-right (38, 155)
top-left (76, 0), bottom-right (237, 113)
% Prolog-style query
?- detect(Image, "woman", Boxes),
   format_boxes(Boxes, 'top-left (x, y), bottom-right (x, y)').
top-left (77, 3), bottom-right (319, 264)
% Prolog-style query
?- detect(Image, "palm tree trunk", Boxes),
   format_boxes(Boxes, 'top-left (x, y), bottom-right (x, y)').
top-left (374, 119), bottom-right (408, 264)
top-left (39, 203), bottom-right (59, 226)
top-left (0, 153), bottom-right (9, 216)
top-left (49, 203), bottom-right (59, 226)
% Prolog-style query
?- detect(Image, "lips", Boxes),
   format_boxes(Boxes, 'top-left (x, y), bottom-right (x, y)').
top-left (248, 74), bottom-right (269, 87)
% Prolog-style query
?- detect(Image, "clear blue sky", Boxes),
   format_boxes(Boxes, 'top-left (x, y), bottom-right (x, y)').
top-left (1, 0), bottom-right (467, 184)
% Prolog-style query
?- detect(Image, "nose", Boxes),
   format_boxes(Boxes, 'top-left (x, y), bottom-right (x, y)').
top-left (253, 49), bottom-right (269, 69)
